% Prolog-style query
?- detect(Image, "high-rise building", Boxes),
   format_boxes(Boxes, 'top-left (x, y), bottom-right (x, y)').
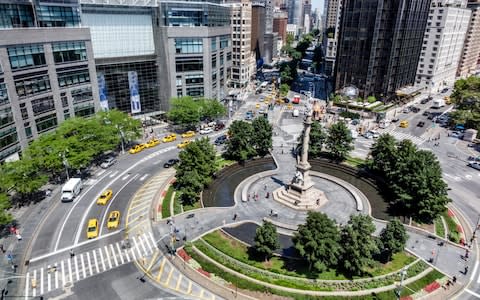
top-left (287, 0), bottom-right (304, 27)
top-left (252, 1), bottom-right (278, 64)
top-left (325, 0), bottom-right (341, 30)
top-left (323, 0), bottom-right (342, 76)
top-left (273, 10), bottom-right (289, 42)
top-left (0, 0), bottom-right (99, 161)
top-left (303, 0), bottom-right (312, 30)
top-left (227, 0), bottom-right (256, 88)
top-left (457, 0), bottom-right (480, 78)
top-left (416, 0), bottom-right (471, 93)
top-left (335, 0), bottom-right (431, 100)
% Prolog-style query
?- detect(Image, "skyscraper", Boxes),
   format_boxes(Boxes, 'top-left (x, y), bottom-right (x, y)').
top-left (457, 0), bottom-right (480, 78)
top-left (335, 0), bottom-right (431, 100)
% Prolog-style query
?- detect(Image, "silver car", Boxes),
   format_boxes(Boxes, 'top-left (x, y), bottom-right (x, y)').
top-left (468, 162), bottom-right (480, 171)
top-left (100, 157), bottom-right (116, 169)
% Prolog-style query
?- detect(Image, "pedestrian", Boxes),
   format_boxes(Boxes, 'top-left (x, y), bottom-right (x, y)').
top-left (256, 193), bottom-right (259, 201)
top-left (466, 249), bottom-right (470, 259)
top-left (453, 276), bottom-right (457, 283)
top-left (270, 209), bottom-right (273, 216)
top-left (266, 192), bottom-right (270, 199)
top-left (264, 184), bottom-right (267, 191)
top-left (0, 244), bottom-right (4, 253)
top-left (70, 249), bottom-right (75, 259)
top-left (465, 266), bottom-right (469, 275)
top-left (247, 194), bottom-right (250, 201)
top-left (233, 213), bottom-right (237, 221)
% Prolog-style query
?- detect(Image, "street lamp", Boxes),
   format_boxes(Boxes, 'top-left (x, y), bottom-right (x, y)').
top-left (116, 125), bottom-right (125, 154)
top-left (60, 150), bottom-right (69, 180)
top-left (395, 266), bottom-right (408, 299)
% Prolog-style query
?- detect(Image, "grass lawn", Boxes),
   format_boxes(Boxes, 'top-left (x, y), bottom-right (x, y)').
top-left (401, 269), bottom-right (444, 297)
top-left (202, 230), bottom-right (415, 280)
top-left (161, 186), bottom-right (174, 218)
top-left (215, 156), bottom-right (236, 171)
top-left (434, 217), bottom-right (446, 238)
top-left (442, 210), bottom-right (460, 243)
top-left (344, 156), bottom-right (366, 168)
top-left (173, 192), bottom-right (182, 215)
top-left (183, 201), bottom-right (201, 212)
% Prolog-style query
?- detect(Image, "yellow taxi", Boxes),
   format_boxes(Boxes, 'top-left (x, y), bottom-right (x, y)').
top-left (399, 120), bottom-right (409, 128)
top-left (177, 139), bottom-right (192, 149)
top-left (162, 134), bottom-right (177, 143)
top-left (287, 104), bottom-right (293, 110)
top-left (129, 144), bottom-right (145, 154)
top-left (97, 189), bottom-right (113, 205)
top-left (181, 131), bottom-right (196, 138)
top-left (144, 138), bottom-right (160, 148)
top-left (255, 103), bottom-right (261, 109)
top-left (107, 211), bottom-right (121, 229)
top-left (444, 96), bottom-right (451, 104)
top-left (86, 219), bottom-right (99, 239)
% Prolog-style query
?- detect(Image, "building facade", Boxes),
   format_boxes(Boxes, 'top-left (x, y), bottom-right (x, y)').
top-left (228, 0), bottom-right (255, 88)
top-left (335, 0), bottom-right (431, 100)
top-left (0, 1), bottom-right (99, 161)
top-left (457, 0), bottom-right (480, 78)
top-left (156, 1), bottom-right (232, 102)
top-left (416, 0), bottom-right (471, 93)
top-left (273, 10), bottom-right (289, 42)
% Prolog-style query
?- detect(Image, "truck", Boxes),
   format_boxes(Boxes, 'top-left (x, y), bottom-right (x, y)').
top-left (432, 98), bottom-right (445, 109)
top-left (61, 178), bottom-right (83, 202)
top-left (292, 95), bottom-right (301, 104)
top-left (292, 109), bottom-right (300, 117)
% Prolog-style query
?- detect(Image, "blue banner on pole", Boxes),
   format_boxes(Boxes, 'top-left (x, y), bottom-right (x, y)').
top-left (128, 71), bottom-right (141, 114)
top-left (97, 73), bottom-right (109, 111)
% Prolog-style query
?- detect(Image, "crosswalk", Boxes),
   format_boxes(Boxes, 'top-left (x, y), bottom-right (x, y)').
top-left (25, 232), bottom-right (156, 298)
top-left (380, 128), bottom-right (427, 146)
top-left (84, 171), bottom-right (150, 186)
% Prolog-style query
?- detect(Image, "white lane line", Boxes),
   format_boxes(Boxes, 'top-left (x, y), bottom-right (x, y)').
top-left (61, 260), bottom-right (65, 286)
top-left (142, 233), bottom-right (154, 254)
top-left (69, 257), bottom-right (74, 282)
top-left (130, 242), bottom-right (137, 261)
top-left (80, 253), bottom-right (86, 278)
top-left (54, 263), bottom-right (58, 289)
top-left (138, 234), bottom-right (149, 255)
top-left (148, 231), bottom-right (156, 248)
top-left (124, 246), bottom-right (131, 262)
top-left (132, 236), bottom-right (143, 259)
top-left (122, 174), bottom-right (130, 181)
top-left (47, 265), bottom-right (51, 292)
top-left (97, 169), bottom-right (106, 176)
top-left (31, 230), bottom-right (121, 263)
top-left (139, 174), bottom-right (149, 181)
top-left (40, 268), bottom-right (44, 295)
top-left (73, 255), bottom-right (79, 281)
top-left (25, 272), bottom-right (29, 300)
top-left (54, 170), bottom-right (113, 250)
top-left (116, 243), bottom-right (125, 264)
top-left (99, 174), bottom-right (139, 233)
top-left (98, 247), bottom-right (106, 271)
top-left (110, 244), bottom-right (119, 267)
top-left (92, 249), bottom-right (100, 274)
top-left (86, 252), bottom-right (93, 276)
top-left (466, 289), bottom-right (480, 298)
top-left (475, 260), bottom-right (480, 283)
top-left (109, 170), bottom-right (119, 178)
top-left (32, 270), bottom-right (37, 297)
top-left (105, 246), bottom-right (113, 269)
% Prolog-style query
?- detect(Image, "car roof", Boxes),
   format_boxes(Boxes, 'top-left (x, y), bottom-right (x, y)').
top-left (109, 211), bottom-right (120, 216)
top-left (88, 219), bottom-right (97, 226)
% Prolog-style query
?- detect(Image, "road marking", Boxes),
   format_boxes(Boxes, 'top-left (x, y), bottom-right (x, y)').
top-left (130, 242), bottom-right (137, 261)
top-left (125, 219), bottom-right (148, 233)
top-left (32, 230), bottom-right (121, 263)
top-left (93, 249), bottom-right (99, 273)
top-left (139, 174), bottom-right (149, 181)
top-left (80, 253), bottom-right (86, 279)
top-left (466, 289), bottom-right (480, 298)
top-left (97, 169), bottom-right (106, 176)
top-left (67, 258), bottom-right (73, 283)
top-left (86, 252), bottom-right (93, 276)
top-left (74, 255), bottom-right (79, 281)
top-left (54, 263), bottom-right (58, 289)
top-left (165, 268), bottom-right (174, 285)
top-left (143, 233), bottom-right (154, 252)
top-left (54, 170), bottom-right (113, 250)
top-left (40, 267), bottom-right (44, 295)
top-left (98, 247), bottom-right (106, 271)
top-left (109, 170), bottom-right (119, 178)
top-left (116, 243), bottom-right (125, 264)
top-left (465, 174), bottom-right (473, 180)
top-left (129, 199), bottom-right (149, 211)
top-left (61, 260), bottom-right (65, 286)
top-left (110, 244), bottom-right (119, 267)
top-left (128, 202), bottom-right (149, 215)
top-left (32, 270), bottom-right (36, 297)
top-left (138, 234), bottom-right (149, 255)
top-left (105, 246), bottom-right (112, 269)
top-left (25, 272), bottom-right (29, 299)
top-left (122, 174), bottom-right (130, 181)
top-left (124, 246), bottom-right (131, 262)
top-left (47, 265), bottom-right (51, 292)
top-left (187, 281), bottom-right (192, 294)
top-left (99, 174), bottom-right (139, 233)
top-left (156, 257), bottom-right (166, 281)
top-left (132, 236), bottom-right (143, 259)
top-left (175, 274), bottom-right (183, 290)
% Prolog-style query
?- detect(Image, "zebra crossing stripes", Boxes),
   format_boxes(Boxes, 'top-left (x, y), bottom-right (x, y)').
top-left (25, 232), bottom-right (157, 299)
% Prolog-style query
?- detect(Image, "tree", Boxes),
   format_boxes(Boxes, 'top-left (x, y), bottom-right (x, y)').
top-left (340, 214), bottom-right (379, 276)
top-left (380, 219), bottom-right (407, 261)
top-left (293, 212), bottom-right (341, 272)
top-left (254, 221), bottom-right (279, 261)
top-left (199, 98), bottom-right (226, 120)
top-left (0, 193), bottom-right (13, 227)
top-left (325, 122), bottom-right (353, 160)
top-left (369, 134), bottom-right (397, 176)
top-left (280, 83), bottom-right (290, 96)
top-left (252, 117), bottom-right (273, 157)
top-left (167, 96), bottom-right (202, 126)
top-left (280, 64), bottom-right (294, 86)
top-left (309, 121), bottom-right (327, 158)
top-left (224, 121), bottom-right (256, 162)
top-left (450, 76), bottom-right (480, 131)
top-left (1, 159), bottom-right (48, 202)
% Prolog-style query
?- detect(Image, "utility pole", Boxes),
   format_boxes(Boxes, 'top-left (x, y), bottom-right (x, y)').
top-left (395, 267), bottom-right (408, 300)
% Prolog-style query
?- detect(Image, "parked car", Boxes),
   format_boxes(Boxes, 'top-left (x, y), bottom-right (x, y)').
top-left (422, 111), bottom-right (430, 116)
top-left (411, 107), bottom-right (420, 113)
top-left (450, 131), bottom-right (464, 139)
top-left (163, 158), bottom-right (180, 168)
top-left (129, 144), bottom-right (145, 154)
top-left (100, 157), bottom-right (116, 169)
top-left (215, 123), bottom-right (225, 131)
top-left (215, 135), bottom-right (227, 145)
top-left (417, 121), bottom-right (425, 127)
top-left (468, 162), bottom-right (480, 170)
top-left (144, 138), bottom-right (160, 148)
top-left (200, 127), bottom-right (214, 135)
top-left (420, 98), bottom-right (430, 104)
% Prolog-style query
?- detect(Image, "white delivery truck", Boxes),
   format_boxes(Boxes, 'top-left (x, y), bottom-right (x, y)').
top-left (432, 98), bottom-right (445, 108)
top-left (292, 109), bottom-right (300, 117)
top-left (61, 178), bottom-right (83, 202)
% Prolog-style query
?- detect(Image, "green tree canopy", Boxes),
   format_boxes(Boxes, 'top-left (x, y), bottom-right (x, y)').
top-left (326, 122), bottom-right (353, 161)
top-left (224, 120), bottom-right (256, 162)
top-left (251, 117), bottom-right (273, 157)
top-left (0, 193), bottom-right (13, 227)
top-left (340, 214), bottom-right (379, 276)
top-left (1, 159), bottom-right (48, 200)
top-left (379, 219), bottom-right (408, 261)
top-left (254, 221), bottom-right (279, 261)
top-left (309, 121), bottom-right (327, 158)
top-left (450, 76), bottom-right (480, 131)
top-left (369, 133), bottom-right (397, 175)
top-left (293, 212), bottom-right (341, 272)
top-left (280, 83), bottom-right (290, 96)
top-left (167, 97), bottom-right (226, 127)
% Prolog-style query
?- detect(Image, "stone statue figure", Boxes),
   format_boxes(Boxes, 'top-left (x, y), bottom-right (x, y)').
top-left (293, 170), bottom-right (304, 185)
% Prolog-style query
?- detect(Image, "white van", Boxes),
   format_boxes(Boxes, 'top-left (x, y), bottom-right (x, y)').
top-left (292, 109), bottom-right (299, 117)
top-left (61, 178), bottom-right (83, 202)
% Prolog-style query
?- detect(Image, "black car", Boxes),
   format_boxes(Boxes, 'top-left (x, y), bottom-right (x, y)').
top-left (215, 123), bottom-right (225, 131)
top-left (215, 135), bottom-right (227, 145)
top-left (163, 158), bottom-right (179, 168)
top-left (422, 111), bottom-right (430, 116)
top-left (420, 98), bottom-right (429, 104)
top-left (417, 121), bottom-right (425, 127)
top-left (411, 107), bottom-right (420, 113)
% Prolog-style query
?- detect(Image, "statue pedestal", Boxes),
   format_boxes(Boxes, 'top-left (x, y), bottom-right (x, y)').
top-left (273, 180), bottom-right (328, 211)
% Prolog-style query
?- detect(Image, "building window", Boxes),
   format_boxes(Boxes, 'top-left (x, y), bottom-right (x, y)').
top-left (36, 4), bottom-right (81, 27)
top-left (0, 107), bottom-right (14, 129)
top-left (57, 68), bottom-right (90, 88)
top-left (15, 74), bottom-right (51, 98)
top-left (0, 82), bottom-right (9, 106)
top-left (74, 103), bottom-right (95, 117)
top-left (52, 41), bottom-right (87, 64)
top-left (186, 87), bottom-right (204, 97)
top-left (175, 38), bottom-right (203, 54)
top-left (211, 38), bottom-right (217, 51)
top-left (212, 72), bottom-right (217, 82)
top-left (227, 52), bottom-right (232, 61)
top-left (8, 44), bottom-right (46, 70)
top-left (71, 87), bottom-right (93, 104)
top-left (185, 74), bottom-right (204, 85)
top-left (176, 57), bottom-right (203, 72)
top-left (0, 3), bottom-right (35, 28)
top-left (61, 93), bottom-right (68, 108)
top-left (0, 127), bottom-right (17, 151)
top-left (220, 54), bottom-right (224, 66)
top-left (220, 36), bottom-right (230, 49)
top-left (176, 76), bottom-right (182, 87)
top-left (177, 89), bottom-right (183, 97)
top-left (35, 113), bottom-right (57, 133)
top-left (31, 95), bottom-right (55, 116)
top-left (212, 55), bottom-right (217, 69)
top-left (25, 127), bottom-right (32, 138)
